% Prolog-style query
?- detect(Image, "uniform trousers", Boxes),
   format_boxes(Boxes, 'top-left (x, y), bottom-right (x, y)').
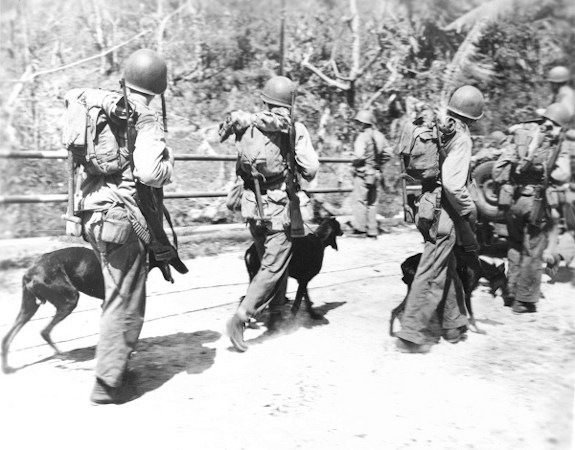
top-left (84, 208), bottom-right (147, 388)
top-left (237, 220), bottom-right (293, 320)
top-left (351, 174), bottom-right (379, 236)
top-left (506, 194), bottom-right (549, 304)
top-left (396, 207), bottom-right (468, 345)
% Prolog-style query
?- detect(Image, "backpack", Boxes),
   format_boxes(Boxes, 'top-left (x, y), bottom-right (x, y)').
top-left (398, 116), bottom-right (441, 182)
top-left (235, 125), bottom-right (288, 185)
top-left (507, 122), bottom-right (544, 161)
top-left (61, 90), bottom-right (130, 176)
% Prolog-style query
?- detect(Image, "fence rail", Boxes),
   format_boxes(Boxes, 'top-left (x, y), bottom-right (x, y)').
top-left (0, 150), bottom-right (355, 164)
top-left (0, 151), bottom-right (355, 205)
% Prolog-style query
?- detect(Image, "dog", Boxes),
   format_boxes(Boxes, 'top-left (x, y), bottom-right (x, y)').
top-left (389, 251), bottom-right (508, 337)
top-left (2, 247), bottom-right (104, 373)
top-left (244, 217), bottom-right (343, 321)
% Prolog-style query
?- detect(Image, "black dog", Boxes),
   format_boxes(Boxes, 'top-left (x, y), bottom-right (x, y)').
top-left (2, 247), bottom-right (104, 373)
top-left (389, 251), bottom-right (508, 336)
top-left (244, 217), bottom-right (343, 321)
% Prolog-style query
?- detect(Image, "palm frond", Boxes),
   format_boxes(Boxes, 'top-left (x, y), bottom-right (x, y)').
top-left (440, 19), bottom-right (488, 113)
top-left (442, 0), bottom-right (515, 33)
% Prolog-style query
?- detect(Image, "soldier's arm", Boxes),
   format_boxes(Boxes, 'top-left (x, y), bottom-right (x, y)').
top-left (556, 86), bottom-right (575, 118)
top-left (294, 122), bottom-right (319, 182)
top-left (442, 135), bottom-right (475, 217)
top-left (492, 145), bottom-right (518, 184)
top-left (132, 111), bottom-right (174, 188)
top-left (375, 131), bottom-right (393, 165)
top-left (550, 137), bottom-right (572, 184)
top-left (352, 132), bottom-right (368, 167)
top-left (250, 107), bottom-right (291, 133)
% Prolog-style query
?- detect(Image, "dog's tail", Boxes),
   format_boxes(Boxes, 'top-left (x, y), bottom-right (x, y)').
top-left (1, 276), bottom-right (41, 374)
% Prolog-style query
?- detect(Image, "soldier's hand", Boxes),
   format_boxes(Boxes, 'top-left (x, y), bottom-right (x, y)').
top-left (229, 110), bottom-right (252, 130)
top-left (163, 146), bottom-right (174, 165)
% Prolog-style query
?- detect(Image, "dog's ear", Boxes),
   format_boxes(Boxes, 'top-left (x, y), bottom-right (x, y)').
top-left (327, 232), bottom-right (339, 251)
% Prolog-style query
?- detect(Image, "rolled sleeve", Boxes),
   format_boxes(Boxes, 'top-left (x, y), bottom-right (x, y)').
top-left (442, 134), bottom-right (475, 216)
top-left (550, 143), bottom-right (571, 184)
top-left (132, 114), bottom-right (173, 187)
top-left (294, 122), bottom-right (319, 182)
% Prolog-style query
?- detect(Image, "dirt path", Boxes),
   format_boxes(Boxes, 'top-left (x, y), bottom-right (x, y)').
top-left (0, 227), bottom-right (574, 450)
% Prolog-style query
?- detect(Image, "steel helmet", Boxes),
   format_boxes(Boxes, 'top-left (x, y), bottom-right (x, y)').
top-left (542, 102), bottom-right (571, 127)
top-left (547, 66), bottom-right (570, 84)
top-left (261, 76), bottom-right (296, 108)
top-left (124, 49), bottom-right (168, 95)
top-left (447, 85), bottom-right (484, 120)
top-left (354, 110), bottom-right (376, 126)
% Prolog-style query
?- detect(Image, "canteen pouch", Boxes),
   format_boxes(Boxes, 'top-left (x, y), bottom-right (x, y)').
top-left (416, 189), bottom-right (440, 243)
top-left (101, 206), bottom-right (132, 244)
top-left (545, 188), bottom-right (560, 209)
top-left (364, 169), bottom-right (377, 187)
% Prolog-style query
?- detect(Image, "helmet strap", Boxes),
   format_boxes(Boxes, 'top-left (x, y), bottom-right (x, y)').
top-left (161, 93), bottom-right (168, 133)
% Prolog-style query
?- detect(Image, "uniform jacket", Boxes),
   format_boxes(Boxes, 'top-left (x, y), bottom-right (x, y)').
top-left (237, 108), bottom-right (319, 229)
top-left (72, 89), bottom-right (174, 213)
top-left (352, 127), bottom-right (392, 176)
top-left (493, 123), bottom-right (571, 190)
top-left (441, 118), bottom-right (476, 217)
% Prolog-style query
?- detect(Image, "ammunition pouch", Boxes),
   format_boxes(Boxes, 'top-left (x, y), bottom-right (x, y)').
top-left (529, 186), bottom-right (547, 228)
top-left (101, 206), bottom-right (132, 245)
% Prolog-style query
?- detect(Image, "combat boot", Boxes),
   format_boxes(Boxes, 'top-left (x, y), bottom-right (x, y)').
top-left (90, 376), bottom-right (138, 405)
top-left (395, 338), bottom-right (432, 354)
top-left (443, 326), bottom-right (468, 344)
top-left (512, 300), bottom-right (537, 314)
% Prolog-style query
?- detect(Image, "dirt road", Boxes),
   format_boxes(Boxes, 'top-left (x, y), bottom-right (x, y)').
top-left (0, 226), bottom-right (573, 450)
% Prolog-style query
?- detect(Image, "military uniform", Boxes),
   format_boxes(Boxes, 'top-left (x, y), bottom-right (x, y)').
top-left (235, 109), bottom-right (319, 322)
top-left (71, 88), bottom-right (174, 391)
top-left (493, 121), bottom-right (571, 311)
top-left (396, 117), bottom-right (474, 346)
top-left (350, 127), bottom-right (392, 237)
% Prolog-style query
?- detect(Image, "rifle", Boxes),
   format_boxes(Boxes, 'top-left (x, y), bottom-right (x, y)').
top-left (398, 156), bottom-right (414, 223)
top-left (121, 79), bottom-right (188, 282)
top-left (530, 130), bottom-right (566, 228)
top-left (286, 121), bottom-right (305, 238)
top-left (61, 150), bottom-right (83, 237)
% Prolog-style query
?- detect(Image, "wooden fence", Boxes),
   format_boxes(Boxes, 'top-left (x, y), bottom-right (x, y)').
top-left (0, 151), bottom-right (355, 204)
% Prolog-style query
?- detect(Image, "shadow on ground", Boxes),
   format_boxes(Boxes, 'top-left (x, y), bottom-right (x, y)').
top-left (25, 330), bottom-right (221, 398)
top-left (245, 301), bottom-right (346, 348)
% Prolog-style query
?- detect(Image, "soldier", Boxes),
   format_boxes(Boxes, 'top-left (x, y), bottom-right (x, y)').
top-left (547, 66), bottom-right (575, 126)
top-left (493, 103), bottom-right (572, 313)
top-left (471, 130), bottom-right (508, 166)
top-left (68, 49), bottom-right (175, 404)
top-left (395, 85), bottom-right (484, 353)
top-left (348, 110), bottom-right (393, 238)
top-left (224, 76), bottom-right (319, 352)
